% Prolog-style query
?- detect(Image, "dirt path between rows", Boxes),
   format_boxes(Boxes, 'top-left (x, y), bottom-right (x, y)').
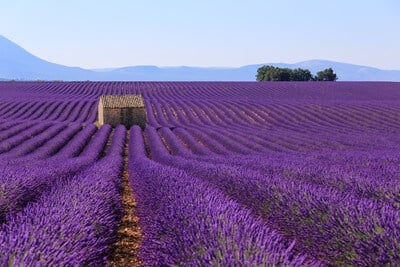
top-left (109, 131), bottom-right (142, 266)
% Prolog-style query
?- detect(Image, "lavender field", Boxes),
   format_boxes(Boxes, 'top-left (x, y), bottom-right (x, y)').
top-left (0, 81), bottom-right (399, 266)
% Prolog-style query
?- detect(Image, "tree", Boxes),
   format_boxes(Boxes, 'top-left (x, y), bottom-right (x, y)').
top-left (256, 66), bottom-right (292, 81)
top-left (315, 68), bottom-right (338, 81)
top-left (274, 68), bottom-right (292, 81)
top-left (291, 68), bottom-right (313, 81)
top-left (256, 65), bottom-right (275, 81)
top-left (257, 65), bottom-right (338, 82)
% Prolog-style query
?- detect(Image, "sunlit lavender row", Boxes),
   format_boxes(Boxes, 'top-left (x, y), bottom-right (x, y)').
top-left (0, 81), bottom-right (399, 265)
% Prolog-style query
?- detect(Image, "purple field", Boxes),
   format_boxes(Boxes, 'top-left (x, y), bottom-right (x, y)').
top-left (0, 81), bottom-right (399, 266)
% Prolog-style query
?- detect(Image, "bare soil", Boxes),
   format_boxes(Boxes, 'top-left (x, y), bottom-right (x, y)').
top-left (108, 132), bottom-right (142, 266)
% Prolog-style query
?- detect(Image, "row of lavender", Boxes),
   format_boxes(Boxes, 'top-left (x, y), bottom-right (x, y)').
top-left (3, 95), bottom-right (400, 156)
top-left (4, 81), bottom-right (399, 101)
top-left (1, 81), bottom-right (400, 265)
top-left (0, 99), bottom-right (96, 123)
top-left (0, 126), bottom-right (126, 265)
top-left (0, 119), bottom-right (318, 265)
top-left (1, 81), bottom-right (400, 124)
top-left (0, 96), bottom-right (127, 266)
top-left (129, 82), bottom-right (400, 265)
top-left (128, 126), bottom-right (319, 266)
top-left (0, 119), bottom-right (321, 264)
top-left (143, 126), bottom-right (400, 265)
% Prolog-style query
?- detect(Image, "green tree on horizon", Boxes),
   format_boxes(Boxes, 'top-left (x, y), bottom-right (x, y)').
top-left (291, 68), bottom-right (313, 81)
top-left (256, 66), bottom-right (338, 82)
top-left (315, 68), bottom-right (338, 81)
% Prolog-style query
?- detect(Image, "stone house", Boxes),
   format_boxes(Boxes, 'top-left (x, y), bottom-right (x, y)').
top-left (98, 95), bottom-right (146, 129)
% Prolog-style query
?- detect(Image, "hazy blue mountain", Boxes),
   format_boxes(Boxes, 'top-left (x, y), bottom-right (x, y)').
top-left (254, 60), bottom-right (400, 81)
top-left (104, 66), bottom-right (255, 81)
top-left (0, 35), bottom-right (98, 80)
top-left (1, 35), bottom-right (400, 81)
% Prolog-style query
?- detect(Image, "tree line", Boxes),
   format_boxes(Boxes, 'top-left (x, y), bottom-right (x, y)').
top-left (256, 66), bottom-right (338, 81)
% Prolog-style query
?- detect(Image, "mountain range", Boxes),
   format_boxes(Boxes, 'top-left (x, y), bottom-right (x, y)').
top-left (1, 35), bottom-right (400, 81)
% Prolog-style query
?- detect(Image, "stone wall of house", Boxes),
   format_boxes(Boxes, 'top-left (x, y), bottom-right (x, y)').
top-left (102, 107), bottom-right (146, 129)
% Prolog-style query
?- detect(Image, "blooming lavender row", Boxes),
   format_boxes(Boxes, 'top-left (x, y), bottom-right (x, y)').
top-left (225, 152), bottom-right (400, 206)
top-left (145, 127), bottom-right (400, 265)
top-left (0, 156), bottom-right (93, 224)
top-left (63, 100), bottom-right (86, 122)
top-left (0, 122), bottom-right (53, 154)
top-left (149, 98), bottom-right (400, 138)
top-left (0, 81), bottom-right (399, 103)
top-left (0, 81), bottom-right (399, 124)
top-left (0, 123), bottom-right (65, 159)
top-left (128, 126), bottom-right (319, 266)
top-left (79, 124), bottom-right (112, 159)
top-left (1, 81), bottom-right (400, 265)
top-left (53, 123), bottom-right (98, 159)
top-left (0, 120), bottom-right (25, 131)
top-left (0, 124), bottom-right (113, 223)
top-left (0, 97), bottom-right (94, 125)
top-left (20, 123), bottom-right (83, 160)
top-left (3, 124), bottom-right (91, 167)
top-left (0, 121), bottom-right (36, 142)
top-left (0, 126), bottom-right (126, 266)
top-left (161, 127), bottom-right (400, 207)
top-left (4, 101), bottom-right (34, 120)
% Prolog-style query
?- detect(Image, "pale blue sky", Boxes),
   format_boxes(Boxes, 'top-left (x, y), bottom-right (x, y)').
top-left (1, 0), bottom-right (399, 69)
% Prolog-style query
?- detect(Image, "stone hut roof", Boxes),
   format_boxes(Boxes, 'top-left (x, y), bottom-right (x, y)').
top-left (99, 95), bottom-right (144, 108)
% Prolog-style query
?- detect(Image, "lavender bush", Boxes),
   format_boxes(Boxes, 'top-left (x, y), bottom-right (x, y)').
top-left (0, 81), bottom-right (400, 265)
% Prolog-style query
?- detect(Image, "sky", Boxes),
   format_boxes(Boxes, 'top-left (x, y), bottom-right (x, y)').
top-left (1, 0), bottom-right (399, 69)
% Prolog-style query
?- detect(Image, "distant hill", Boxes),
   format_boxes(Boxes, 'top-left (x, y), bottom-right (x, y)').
top-left (1, 35), bottom-right (400, 81)
top-left (0, 35), bottom-right (98, 80)
top-left (245, 60), bottom-right (400, 82)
